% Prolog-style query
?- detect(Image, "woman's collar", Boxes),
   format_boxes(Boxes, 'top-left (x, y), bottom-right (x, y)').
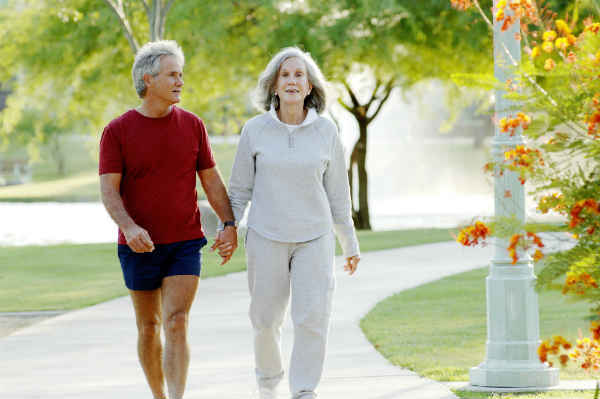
top-left (269, 105), bottom-right (318, 127)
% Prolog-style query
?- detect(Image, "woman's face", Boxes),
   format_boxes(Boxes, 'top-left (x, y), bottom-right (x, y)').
top-left (275, 57), bottom-right (312, 108)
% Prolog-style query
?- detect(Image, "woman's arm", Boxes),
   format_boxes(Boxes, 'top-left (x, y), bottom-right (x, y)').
top-left (228, 125), bottom-right (255, 226)
top-left (323, 129), bottom-right (360, 261)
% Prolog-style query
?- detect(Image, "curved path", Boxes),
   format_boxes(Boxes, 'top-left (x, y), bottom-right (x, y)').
top-left (0, 241), bottom-right (492, 399)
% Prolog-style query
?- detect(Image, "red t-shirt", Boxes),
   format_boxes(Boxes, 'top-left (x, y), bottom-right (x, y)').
top-left (99, 106), bottom-right (216, 245)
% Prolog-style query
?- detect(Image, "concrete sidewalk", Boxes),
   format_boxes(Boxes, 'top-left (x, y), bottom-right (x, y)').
top-left (0, 242), bottom-right (494, 399)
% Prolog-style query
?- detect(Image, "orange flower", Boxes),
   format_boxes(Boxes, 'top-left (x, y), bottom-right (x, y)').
top-left (450, 0), bottom-right (473, 10)
top-left (456, 221), bottom-right (491, 247)
top-left (569, 199), bottom-right (599, 229)
top-left (508, 234), bottom-right (522, 264)
top-left (563, 272), bottom-right (599, 295)
top-left (533, 249), bottom-right (544, 262)
top-left (526, 231), bottom-right (544, 248)
top-left (585, 23), bottom-right (600, 34)
top-left (591, 322), bottom-right (600, 340)
top-left (559, 354), bottom-right (569, 365)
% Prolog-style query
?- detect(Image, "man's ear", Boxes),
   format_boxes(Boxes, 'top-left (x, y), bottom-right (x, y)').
top-left (143, 73), bottom-right (153, 89)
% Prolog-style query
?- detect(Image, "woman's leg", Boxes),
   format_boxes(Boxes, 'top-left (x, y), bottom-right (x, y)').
top-left (289, 232), bottom-right (336, 399)
top-left (246, 229), bottom-right (292, 392)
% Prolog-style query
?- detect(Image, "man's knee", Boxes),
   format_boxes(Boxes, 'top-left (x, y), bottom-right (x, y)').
top-left (138, 318), bottom-right (161, 340)
top-left (164, 311), bottom-right (188, 337)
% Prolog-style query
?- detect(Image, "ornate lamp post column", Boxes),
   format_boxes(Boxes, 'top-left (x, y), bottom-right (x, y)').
top-left (469, 0), bottom-right (559, 388)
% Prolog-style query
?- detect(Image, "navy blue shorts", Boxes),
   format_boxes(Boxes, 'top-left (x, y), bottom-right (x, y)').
top-left (117, 237), bottom-right (207, 291)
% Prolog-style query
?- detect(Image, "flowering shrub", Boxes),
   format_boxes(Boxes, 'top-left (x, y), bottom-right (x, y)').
top-left (540, 329), bottom-right (600, 398)
top-left (456, 221), bottom-right (491, 246)
top-left (450, 0), bottom-right (600, 382)
top-left (451, 0), bottom-right (600, 307)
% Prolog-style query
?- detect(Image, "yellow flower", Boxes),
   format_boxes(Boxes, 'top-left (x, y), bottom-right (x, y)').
top-left (544, 59), bottom-right (556, 71)
top-left (555, 37), bottom-right (568, 51)
top-left (499, 117), bottom-right (509, 132)
top-left (543, 30), bottom-right (558, 42)
top-left (531, 46), bottom-right (541, 58)
top-left (542, 41), bottom-right (554, 53)
top-left (497, 0), bottom-right (507, 9)
top-left (495, 8), bottom-right (505, 21)
top-left (555, 20), bottom-right (571, 35)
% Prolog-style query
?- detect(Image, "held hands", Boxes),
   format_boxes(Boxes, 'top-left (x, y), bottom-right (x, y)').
top-left (123, 224), bottom-right (155, 253)
top-left (211, 226), bottom-right (238, 265)
top-left (344, 255), bottom-right (360, 275)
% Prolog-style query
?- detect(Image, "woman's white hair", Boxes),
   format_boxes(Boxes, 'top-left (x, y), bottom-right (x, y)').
top-left (132, 40), bottom-right (185, 98)
top-left (254, 47), bottom-right (328, 113)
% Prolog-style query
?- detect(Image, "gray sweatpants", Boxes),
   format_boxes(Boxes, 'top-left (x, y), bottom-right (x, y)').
top-left (246, 228), bottom-right (336, 399)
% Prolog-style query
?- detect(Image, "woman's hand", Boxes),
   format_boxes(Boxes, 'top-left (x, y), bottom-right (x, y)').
top-left (211, 226), bottom-right (238, 265)
top-left (344, 255), bottom-right (360, 275)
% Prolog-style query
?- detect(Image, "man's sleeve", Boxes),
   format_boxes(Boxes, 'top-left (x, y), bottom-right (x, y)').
top-left (99, 125), bottom-right (123, 175)
top-left (196, 118), bottom-right (217, 171)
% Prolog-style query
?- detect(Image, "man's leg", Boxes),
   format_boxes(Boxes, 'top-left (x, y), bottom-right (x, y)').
top-left (161, 274), bottom-right (199, 399)
top-left (130, 289), bottom-right (166, 399)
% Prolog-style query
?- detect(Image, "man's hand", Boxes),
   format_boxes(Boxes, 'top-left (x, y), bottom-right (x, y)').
top-left (123, 224), bottom-right (155, 253)
top-left (344, 255), bottom-right (360, 275)
top-left (210, 226), bottom-right (238, 265)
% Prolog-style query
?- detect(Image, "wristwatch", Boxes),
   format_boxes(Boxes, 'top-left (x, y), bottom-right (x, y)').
top-left (223, 220), bottom-right (237, 228)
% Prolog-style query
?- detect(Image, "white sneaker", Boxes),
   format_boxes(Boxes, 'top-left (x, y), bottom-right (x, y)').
top-left (258, 387), bottom-right (277, 399)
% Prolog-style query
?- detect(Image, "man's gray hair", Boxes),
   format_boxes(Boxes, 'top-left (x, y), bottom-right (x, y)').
top-left (255, 47), bottom-right (328, 113)
top-left (132, 40), bottom-right (185, 98)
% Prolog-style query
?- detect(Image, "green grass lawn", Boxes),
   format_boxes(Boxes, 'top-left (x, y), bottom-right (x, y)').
top-left (360, 265), bottom-right (593, 382)
top-left (0, 227), bottom-right (457, 312)
top-left (454, 392), bottom-right (596, 399)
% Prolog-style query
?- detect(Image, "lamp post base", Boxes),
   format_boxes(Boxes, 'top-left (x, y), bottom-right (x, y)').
top-left (470, 363), bottom-right (559, 388)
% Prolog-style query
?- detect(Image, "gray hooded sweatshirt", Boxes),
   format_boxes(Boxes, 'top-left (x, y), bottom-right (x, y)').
top-left (227, 108), bottom-right (360, 258)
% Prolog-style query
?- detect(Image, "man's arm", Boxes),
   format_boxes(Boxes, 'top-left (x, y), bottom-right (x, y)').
top-left (198, 166), bottom-right (238, 265)
top-left (100, 173), bottom-right (154, 253)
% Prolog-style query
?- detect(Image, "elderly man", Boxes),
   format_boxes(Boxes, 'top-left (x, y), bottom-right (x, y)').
top-left (99, 40), bottom-right (237, 399)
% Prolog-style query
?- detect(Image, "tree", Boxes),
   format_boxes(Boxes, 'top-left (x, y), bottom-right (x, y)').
top-left (0, 0), bottom-right (273, 156)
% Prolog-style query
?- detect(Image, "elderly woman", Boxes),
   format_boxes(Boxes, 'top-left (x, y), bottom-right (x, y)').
top-left (225, 47), bottom-right (360, 399)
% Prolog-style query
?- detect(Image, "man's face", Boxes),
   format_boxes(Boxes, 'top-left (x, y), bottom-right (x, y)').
top-left (145, 55), bottom-right (184, 104)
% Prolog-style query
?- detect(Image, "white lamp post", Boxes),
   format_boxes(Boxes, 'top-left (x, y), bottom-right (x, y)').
top-left (469, 1), bottom-right (559, 388)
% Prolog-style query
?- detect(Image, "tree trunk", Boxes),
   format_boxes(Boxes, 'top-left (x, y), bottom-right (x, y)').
top-left (51, 136), bottom-right (66, 176)
top-left (351, 121), bottom-right (371, 230)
